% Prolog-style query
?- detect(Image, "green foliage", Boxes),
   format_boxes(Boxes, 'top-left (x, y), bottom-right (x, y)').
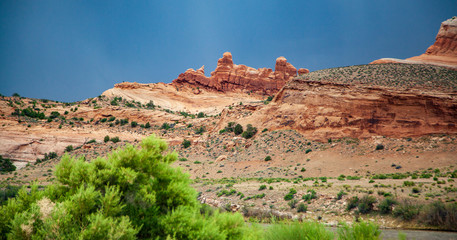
top-left (346, 196), bottom-right (359, 211)
top-left (265, 221), bottom-right (334, 240)
top-left (0, 135), bottom-right (262, 239)
top-left (375, 144), bottom-right (384, 150)
top-left (0, 156), bottom-right (16, 173)
top-left (65, 145), bottom-right (74, 152)
top-left (194, 126), bottom-right (206, 135)
top-left (288, 199), bottom-right (298, 209)
top-left (357, 195), bottom-right (377, 214)
top-left (393, 200), bottom-right (422, 221)
top-left (420, 201), bottom-right (457, 230)
top-left (337, 190), bottom-right (346, 200)
top-left (297, 203), bottom-right (307, 213)
top-left (182, 139), bottom-right (191, 149)
top-left (303, 190), bottom-right (317, 201)
top-left (338, 221), bottom-right (381, 240)
top-left (242, 124), bottom-right (257, 139)
top-left (111, 136), bottom-right (120, 143)
top-left (104, 135), bottom-right (110, 143)
top-left (225, 122), bottom-right (236, 133)
top-left (0, 185), bottom-right (21, 205)
top-left (264, 156), bottom-right (272, 161)
top-left (161, 122), bottom-right (171, 130)
top-left (379, 198), bottom-right (397, 214)
top-left (197, 112), bottom-right (205, 118)
top-left (284, 189), bottom-right (297, 201)
top-left (145, 122), bottom-right (151, 129)
top-left (146, 100), bottom-right (155, 109)
top-left (258, 185), bottom-right (266, 191)
top-left (234, 124), bottom-right (243, 135)
top-left (131, 121), bottom-right (138, 128)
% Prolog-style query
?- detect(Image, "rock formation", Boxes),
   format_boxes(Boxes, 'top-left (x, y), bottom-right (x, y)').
top-left (371, 17), bottom-right (457, 69)
top-left (172, 52), bottom-right (302, 95)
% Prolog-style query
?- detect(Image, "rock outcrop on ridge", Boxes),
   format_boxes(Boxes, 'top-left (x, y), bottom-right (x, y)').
top-left (371, 17), bottom-right (457, 69)
top-left (172, 52), bottom-right (306, 95)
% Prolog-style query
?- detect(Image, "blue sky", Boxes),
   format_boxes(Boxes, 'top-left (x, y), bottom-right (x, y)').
top-left (1, 0), bottom-right (456, 102)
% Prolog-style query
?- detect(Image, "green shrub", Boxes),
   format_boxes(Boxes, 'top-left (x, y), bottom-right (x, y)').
top-left (358, 195), bottom-right (377, 214)
top-left (87, 139), bottom-right (96, 144)
top-left (110, 136), bottom-right (120, 143)
top-left (338, 221), bottom-right (381, 240)
top-left (130, 121), bottom-right (138, 127)
top-left (297, 203), bottom-right (307, 213)
top-left (0, 135), bottom-right (261, 239)
top-left (394, 200), bottom-right (422, 221)
top-left (182, 139), bottom-right (191, 149)
top-left (379, 198), bottom-right (397, 214)
top-left (420, 201), bottom-right (457, 230)
top-left (104, 135), bottom-right (110, 143)
top-left (65, 145), bottom-right (73, 152)
top-left (347, 196), bottom-right (359, 211)
top-left (259, 185), bottom-right (267, 191)
top-left (195, 126), bottom-right (206, 135)
top-left (375, 144), bottom-right (384, 150)
top-left (403, 181), bottom-right (415, 187)
top-left (305, 149), bottom-right (312, 154)
top-left (337, 190), bottom-right (346, 200)
top-left (242, 124), bottom-right (257, 139)
top-left (288, 199), bottom-right (298, 209)
top-left (234, 124), bottom-right (243, 135)
top-left (144, 122), bottom-right (151, 129)
top-left (0, 156), bottom-right (16, 173)
top-left (225, 122), bottom-right (236, 132)
top-left (197, 112), bottom-right (205, 118)
top-left (303, 190), bottom-right (317, 201)
top-left (265, 221), bottom-right (334, 240)
top-left (100, 118), bottom-right (107, 123)
top-left (264, 156), bottom-right (272, 161)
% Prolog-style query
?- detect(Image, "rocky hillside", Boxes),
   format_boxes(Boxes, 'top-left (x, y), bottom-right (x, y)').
top-left (372, 16), bottom-right (457, 69)
top-left (102, 53), bottom-right (308, 115)
top-left (237, 63), bottom-right (457, 141)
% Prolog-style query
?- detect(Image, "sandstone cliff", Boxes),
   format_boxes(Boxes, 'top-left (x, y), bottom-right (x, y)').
top-left (172, 52), bottom-right (308, 95)
top-left (371, 17), bottom-right (457, 69)
top-left (238, 64), bottom-right (457, 141)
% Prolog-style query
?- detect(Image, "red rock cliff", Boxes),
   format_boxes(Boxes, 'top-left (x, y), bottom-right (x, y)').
top-left (172, 52), bottom-right (306, 95)
top-left (371, 17), bottom-right (457, 68)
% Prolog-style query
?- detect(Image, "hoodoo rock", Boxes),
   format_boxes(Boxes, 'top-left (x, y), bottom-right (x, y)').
top-left (371, 17), bottom-right (457, 69)
top-left (172, 52), bottom-right (301, 95)
top-left (298, 68), bottom-right (310, 75)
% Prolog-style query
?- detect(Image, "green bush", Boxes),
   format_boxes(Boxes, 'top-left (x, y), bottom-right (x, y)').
top-left (197, 112), bottom-right (205, 118)
top-left (347, 196), bottom-right (359, 211)
top-left (288, 199), bottom-right (298, 209)
top-left (297, 203), bottom-right (307, 213)
top-left (258, 185), bottom-right (266, 191)
top-left (131, 121), bottom-right (138, 128)
top-left (65, 145), bottom-right (73, 152)
top-left (0, 135), bottom-right (261, 239)
top-left (111, 136), bottom-right (120, 143)
top-left (182, 139), bottom-right (191, 149)
top-left (393, 200), bottom-right (422, 221)
top-left (242, 124), bottom-right (257, 139)
top-left (225, 122), bottom-right (236, 132)
top-left (379, 198), bottom-right (397, 214)
top-left (358, 195), bottom-right (377, 214)
top-left (264, 156), bottom-right (272, 161)
top-left (303, 190), bottom-right (317, 201)
top-left (375, 144), bottom-right (384, 150)
top-left (0, 156), bottom-right (16, 173)
top-left (338, 221), bottom-right (381, 240)
top-left (420, 201), bottom-right (457, 230)
top-left (265, 221), bottom-right (334, 240)
top-left (337, 190), bottom-right (346, 200)
top-left (234, 124), bottom-right (243, 135)
top-left (104, 135), bottom-right (110, 143)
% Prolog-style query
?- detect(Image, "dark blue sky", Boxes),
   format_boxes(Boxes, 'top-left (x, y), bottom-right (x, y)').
top-left (1, 1), bottom-right (456, 102)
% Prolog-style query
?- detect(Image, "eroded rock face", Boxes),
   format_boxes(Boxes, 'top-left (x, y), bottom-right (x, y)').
top-left (172, 52), bottom-right (300, 95)
top-left (371, 17), bottom-right (457, 69)
top-left (250, 79), bottom-right (457, 141)
top-left (424, 17), bottom-right (457, 57)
